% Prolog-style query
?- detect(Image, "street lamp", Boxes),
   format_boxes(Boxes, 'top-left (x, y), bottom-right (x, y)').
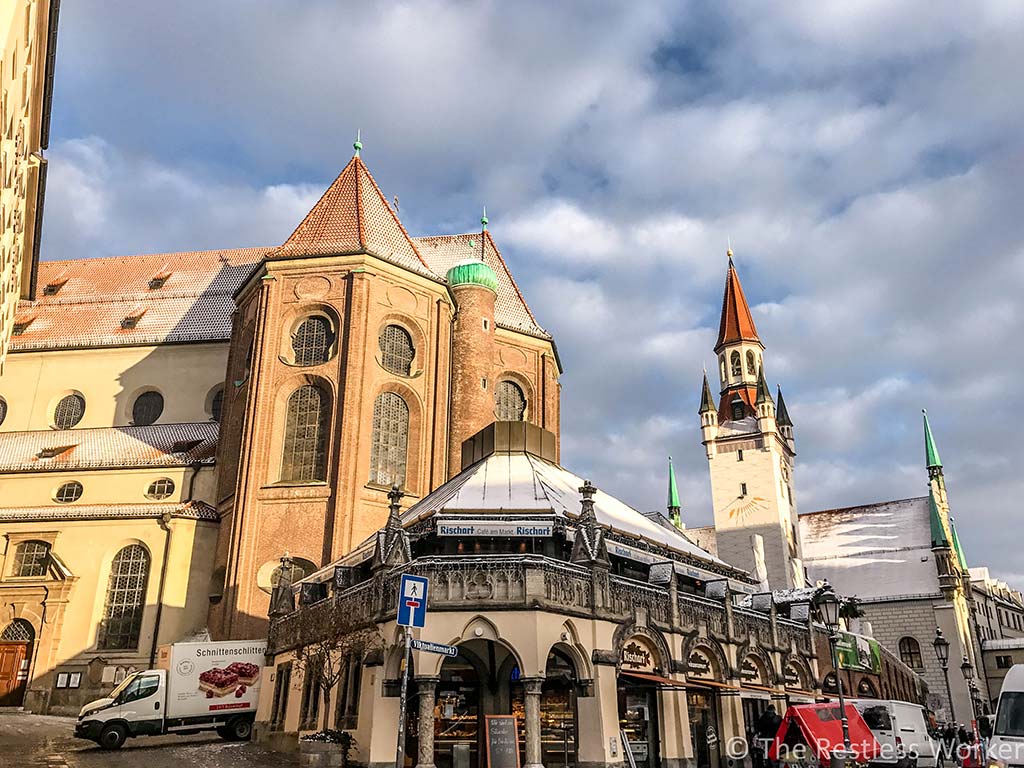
top-left (815, 586), bottom-right (852, 755)
top-left (961, 656), bottom-right (982, 744)
top-left (933, 628), bottom-right (955, 723)
top-left (961, 656), bottom-right (974, 682)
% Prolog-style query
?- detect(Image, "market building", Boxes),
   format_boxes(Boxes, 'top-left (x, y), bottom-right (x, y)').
top-left (258, 421), bottom-right (924, 768)
top-left (0, 144), bottom-right (558, 711)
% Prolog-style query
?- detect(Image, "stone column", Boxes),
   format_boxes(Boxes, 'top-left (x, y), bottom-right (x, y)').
top-left (522, 677), bottom-right (545, 768)
top-left (416, 677), bottom-right (439, 768)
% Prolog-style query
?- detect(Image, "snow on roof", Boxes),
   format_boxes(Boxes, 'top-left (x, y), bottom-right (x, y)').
top-left (799, 497), bottom-right (939, 600)
top-left (984, 638), bottom-right (1024, 651)
top-left (400, 451), bottom-right (733, 567)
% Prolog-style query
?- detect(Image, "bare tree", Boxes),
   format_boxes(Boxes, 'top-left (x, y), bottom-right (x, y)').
top-left (293, 628), bottom-right (383, 731)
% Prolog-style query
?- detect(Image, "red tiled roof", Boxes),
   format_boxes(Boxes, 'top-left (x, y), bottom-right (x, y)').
top-left (717, 385), bottom-right (758, 424)
top-left (12, 248), bottom-right (268, 350)
top-left (274, 156), bottom-right (434, 278)
top-left (0, 422), bottom-right (217, 473)
top-left (415, 231), bottom-right (549, 339)
top-left (715, 258), bottom-right (761, 351)
top-left (0, 500), bottom-right (218, 522)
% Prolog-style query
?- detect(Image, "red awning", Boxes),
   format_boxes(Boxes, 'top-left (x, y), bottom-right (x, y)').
top-left (768, 703), bottom-right (881, 764)
top-left (620, 671), bottom-right (687, 689)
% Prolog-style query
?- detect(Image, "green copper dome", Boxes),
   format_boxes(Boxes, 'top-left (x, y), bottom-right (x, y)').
top-left (446, 259), bottom-right (498, 293)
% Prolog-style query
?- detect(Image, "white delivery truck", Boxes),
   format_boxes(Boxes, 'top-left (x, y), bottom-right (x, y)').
top-left (989, 664), bottom-right (1024, 768)
top-left (851, 699), bottom-right (940, 768)
top-left (75, 640), bottom-right (267, 750)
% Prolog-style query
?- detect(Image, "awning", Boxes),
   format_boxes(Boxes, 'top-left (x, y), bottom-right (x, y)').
top-left (620, 671), bottom-right (687, 689)
top-left (740, 684), bottom-right (777, 695)
top-left (686, 678), bottom-right (740, 691)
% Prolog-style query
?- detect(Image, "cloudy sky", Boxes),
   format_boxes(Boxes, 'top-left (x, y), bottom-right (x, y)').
top-left (43, 1), bottom-right (1024, 584)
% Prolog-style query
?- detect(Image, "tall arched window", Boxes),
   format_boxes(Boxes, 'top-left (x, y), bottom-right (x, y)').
top-left (210, 387), bottom-right (225, 422)
top-left (746, 350), bottom-right (756, 375)
top-left (495, 381), bottom-right (526, 421)
top-left (281, 385), bottom-right (329, 483)
top-left (292, 316), bottom-right (335, 366)
top-left (718, 356), bottom-right (726, 384)
top-left (12, 541), bottom-right (50, 577)
top-left (380, 325), bottom-right (414, 375)
top-left (369, 392), bottom-right (409, 487)
top-left (898, 637), bottom-right (923, 669)
top-left (98, 544), bottom-right (151, 650)
top-left (730, 351), bottom-right (742, 377)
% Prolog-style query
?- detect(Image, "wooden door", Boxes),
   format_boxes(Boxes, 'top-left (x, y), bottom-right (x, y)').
top-left (0, 643), bottom-right (28, 705)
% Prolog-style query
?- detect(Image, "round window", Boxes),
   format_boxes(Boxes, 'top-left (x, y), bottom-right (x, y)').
top-left (132, 391), bottom-right (164, 426)
top-left (145, 478), bottom-right (175, 500)
top-left (0, 396), bottom-right (7, 427)
top-left (53, 394), bottom-right (86, 429)
top-left (54, 481), bottom-right (84, 504)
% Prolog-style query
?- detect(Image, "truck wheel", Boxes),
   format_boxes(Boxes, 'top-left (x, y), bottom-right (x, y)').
top-left (226, 716), bottom-right (252, 742)
top-left (98, 723), bottom-right (128, 750)
top-left (216, 726), bottom-right (231, 740)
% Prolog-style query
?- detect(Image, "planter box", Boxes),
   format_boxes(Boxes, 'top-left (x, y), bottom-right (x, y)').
top-left (299, 740), bottom-right (349, 768)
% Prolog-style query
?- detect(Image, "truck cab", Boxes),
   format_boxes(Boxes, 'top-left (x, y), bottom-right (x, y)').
top-left (989, 665), bottom-right (1024, 768)
top-left (76, 670), bottom-right (167, 749)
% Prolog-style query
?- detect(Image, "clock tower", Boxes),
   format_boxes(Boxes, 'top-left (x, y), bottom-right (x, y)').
top-left (700, 252), bottom-right (804, 589)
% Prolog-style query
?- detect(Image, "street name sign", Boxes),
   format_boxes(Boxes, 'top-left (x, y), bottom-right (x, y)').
top-left (411, 639), bottom-right (459, 657)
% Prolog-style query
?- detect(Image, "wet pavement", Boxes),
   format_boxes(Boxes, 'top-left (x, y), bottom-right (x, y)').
top-left (0, 709), bottom-right (300, 768)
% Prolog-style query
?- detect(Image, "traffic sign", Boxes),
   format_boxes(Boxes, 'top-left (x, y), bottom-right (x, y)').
top-left (397, 574), bottom-right (429, 628)
top-left (411, 638), bottom-right (458, 657)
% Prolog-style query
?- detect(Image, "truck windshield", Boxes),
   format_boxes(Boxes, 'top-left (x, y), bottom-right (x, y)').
top-left (995, 692), bottom-right (1024, 737)
top-left (107, 672), bottom-right (139, 702)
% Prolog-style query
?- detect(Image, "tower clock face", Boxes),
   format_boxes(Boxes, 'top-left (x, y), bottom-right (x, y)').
top-left (728, 495), bottom-right (769, 522)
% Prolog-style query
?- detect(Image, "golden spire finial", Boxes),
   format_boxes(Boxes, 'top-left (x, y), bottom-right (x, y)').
top-left (726, 235), bottom-right (733, 261)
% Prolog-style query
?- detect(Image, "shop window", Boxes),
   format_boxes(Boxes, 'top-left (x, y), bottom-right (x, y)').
top-left (53, 393), bottom-right (85, 429)
top-left (97, 545), bottom-right (150, 651)
top-left (291, 316), bottom-right (335, 366)
top-left (271, 661), bottom-right (292, 730)
top-left (54, 481), bottom-right (83, 504)
top-left (145, 478), bottom-right (175, 500)
top-left (132, 391), bottom-right (164, 426)
top-left (281, 385), bottom-right (329, 483)
top-left (898, 637), bottom-right (923, 669)
top-left (369, 392), bottom-right (409, 487)
top-left (380, 324), bottom-right (414, 375)
top-left (335, 655), bottom-right (362, 730)
top-left (12, 541), bottom-right (50, 577)
top-left (495, 380), bottom-right (526, 421)
top-left (299, 665), bottom-right (321, 730)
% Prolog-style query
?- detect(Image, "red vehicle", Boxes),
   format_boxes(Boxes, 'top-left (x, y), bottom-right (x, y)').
top-left (768, 703), bottom-right (883, 767)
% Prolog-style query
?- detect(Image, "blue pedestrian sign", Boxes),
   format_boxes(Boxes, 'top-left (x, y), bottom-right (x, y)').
top-left (397, 574), bottom-right (429, 628)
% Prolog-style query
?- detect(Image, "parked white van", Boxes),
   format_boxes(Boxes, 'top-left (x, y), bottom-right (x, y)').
top-left (851, 699), bottom-right (940, 768)
top-left (988, 665), bottom-right (1024, 768)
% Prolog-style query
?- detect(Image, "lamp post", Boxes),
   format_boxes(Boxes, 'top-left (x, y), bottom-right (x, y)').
top-left (961, 656), bottom-right (981, 743)
top-left (815, 587), bottom-right (852, 756)
top-left (933, 628), bottom-right (955, 723)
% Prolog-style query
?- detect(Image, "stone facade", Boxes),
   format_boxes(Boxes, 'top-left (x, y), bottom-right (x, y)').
top-left (0, 0), bottom-right (59, 371)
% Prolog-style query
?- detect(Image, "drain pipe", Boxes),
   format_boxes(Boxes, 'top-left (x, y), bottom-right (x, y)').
top-left (148, 511), bottom-right (173, 667)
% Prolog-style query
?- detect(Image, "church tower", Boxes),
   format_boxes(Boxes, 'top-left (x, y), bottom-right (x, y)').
top-left (701, 251), bottom-right (804, 589)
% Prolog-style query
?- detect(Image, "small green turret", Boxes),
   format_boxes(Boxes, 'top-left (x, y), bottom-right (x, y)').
top-left (446, 259), bottom-right (499, 294)
top-left (667, 456), bottom-right (682, 529)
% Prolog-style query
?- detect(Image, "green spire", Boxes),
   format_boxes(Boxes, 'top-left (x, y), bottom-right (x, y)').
top-left (755, 365), bottom-right (772, 405)
top-left (923, 409), bottom-right (942, 471)
top-left (949, 517), bottom-right (969, 571)
top-left (699, 371), bottom-right (716, 414)
top-left (929, 487), bottom-right (949, 549)
top-left (776, 385), bottom-right (793, 427)
top-left (667, 456), bottom-right (682, 529)
top-left (353, 129), bottom-right (363, 157)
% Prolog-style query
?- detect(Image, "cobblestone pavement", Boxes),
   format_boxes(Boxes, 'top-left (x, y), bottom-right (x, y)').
top-left (0, 709), bottom-right (300, 768)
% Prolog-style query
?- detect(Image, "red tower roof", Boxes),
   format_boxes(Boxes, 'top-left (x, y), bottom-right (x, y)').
top-left (714, 256), bottom-right (761, 352)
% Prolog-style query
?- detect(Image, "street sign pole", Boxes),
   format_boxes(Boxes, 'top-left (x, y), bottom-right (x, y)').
top-left (395, 627), bottom-right (412, 768)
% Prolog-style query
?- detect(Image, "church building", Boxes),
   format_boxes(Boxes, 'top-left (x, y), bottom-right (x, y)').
top-left (0, 142), bottom-right (559, 711)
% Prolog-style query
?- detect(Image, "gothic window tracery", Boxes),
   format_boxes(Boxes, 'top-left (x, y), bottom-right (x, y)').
top-left (291, 316), bottom-right (335, 366)
top-left (369, 392), bottom-right (409, 487)
top-left (495, 380), bottom-right (527, 421)
top-left (281, 385), bottom-right (329, 483)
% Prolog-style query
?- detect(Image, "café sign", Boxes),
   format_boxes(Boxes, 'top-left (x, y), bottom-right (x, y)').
top-left (620, 638), bottom-right (655, 672)
top-left (436, 519), bottom-right (554, 538)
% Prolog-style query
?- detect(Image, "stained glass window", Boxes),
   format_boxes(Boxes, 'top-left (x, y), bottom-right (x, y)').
top-left (132, 391), bottom-right (163, 426)
top-left (369, 392), bottom-right (409, 487)
top-left (98, 545), bottom-right (150, 650)
top-left (54, 481), bottom-right (83, 503)
top-left (292, 316), bottom-right (335, 366)
top-left (54, 394), bottom-right (85, 429)
top-left (495, 381), bottom-right (526, 421)
top-left (281, 385), bottom-right (329, 483)
top-left (379, 325), bottom-right (414, 375)
top-left (13, 541), bottom-right (50, 578)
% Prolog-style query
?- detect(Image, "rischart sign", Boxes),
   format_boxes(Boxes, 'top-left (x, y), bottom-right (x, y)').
top-left (621, 639), bottom-right (655, 672)
top-left (436, 519), bottom-right (553, 538)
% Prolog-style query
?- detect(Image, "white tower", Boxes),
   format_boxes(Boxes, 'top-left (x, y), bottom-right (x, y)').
top-left (701, 252), bottom-right (804, 589)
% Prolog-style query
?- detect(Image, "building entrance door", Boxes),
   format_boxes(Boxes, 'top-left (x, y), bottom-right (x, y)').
top-left (618, 683), bottom-right (660, 768)
top-left (0, 643), bottom-right (28, 706)
top-left (687, 688), bottom-right (721, 768)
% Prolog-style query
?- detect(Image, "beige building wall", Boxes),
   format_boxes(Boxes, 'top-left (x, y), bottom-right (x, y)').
top-left (1, 0), bottom-right (59, 371)
top-left (0, 342), bottom-right (230, 431)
